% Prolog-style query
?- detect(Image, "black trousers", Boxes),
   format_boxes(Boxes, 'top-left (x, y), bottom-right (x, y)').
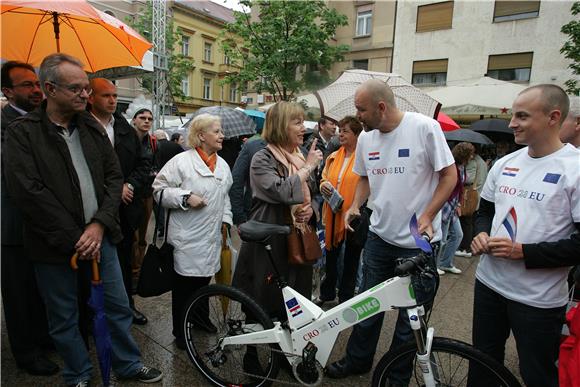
top-left (1, 244), bottom-right (52, 366)
top-left (459, 214), bottom-right (474, 251)
top-left (470, 280), bottom-right (564, 387)
top-left (320, 236), bottom-right (363, 303)
top-left (171, 271), bottom-right (211, 340)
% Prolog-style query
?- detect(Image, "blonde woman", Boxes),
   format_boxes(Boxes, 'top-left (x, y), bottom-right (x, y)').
top-left (232, 101), bottom-right (323, 320)
top-left (152, 113), bottom-right (232, 350)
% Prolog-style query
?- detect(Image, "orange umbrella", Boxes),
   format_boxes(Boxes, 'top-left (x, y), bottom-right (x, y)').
top-left (1, 0), bottom-right (152, 73)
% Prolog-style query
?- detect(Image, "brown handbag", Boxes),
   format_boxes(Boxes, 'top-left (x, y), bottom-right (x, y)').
top-left (287, 225), bottom-right (322, 265)
top-left (461, 165), bottom-right (480, 216)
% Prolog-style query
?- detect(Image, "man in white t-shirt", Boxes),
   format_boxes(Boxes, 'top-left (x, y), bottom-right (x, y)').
top-left (471, 85), bottom-right (580, 387)
top-left (326, 79), bottom-right (456, 383)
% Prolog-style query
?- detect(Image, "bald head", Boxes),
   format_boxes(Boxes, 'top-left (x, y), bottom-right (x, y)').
top-left (519, 84), bottom-right (569, 125)
top-left (357, 79), bottom-right (396, 108)
top-left (88, 78), bottom-right (117, 118)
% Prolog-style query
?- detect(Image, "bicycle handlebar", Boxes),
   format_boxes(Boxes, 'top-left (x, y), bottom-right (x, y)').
top-left (394, 253), bottom-right (428, 276)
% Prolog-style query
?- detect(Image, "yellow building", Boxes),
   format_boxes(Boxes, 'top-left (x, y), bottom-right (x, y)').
top-left (172, 0), bottom-right (242, 114)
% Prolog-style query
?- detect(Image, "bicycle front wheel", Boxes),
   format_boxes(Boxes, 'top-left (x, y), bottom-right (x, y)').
top-left (183, 284), bottom-right (280, 387)
top-left (372, 337), bottom-right (521, 387)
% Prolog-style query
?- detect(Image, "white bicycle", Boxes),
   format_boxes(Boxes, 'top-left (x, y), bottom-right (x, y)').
top-left (183, 220), bottom-right (521, 387)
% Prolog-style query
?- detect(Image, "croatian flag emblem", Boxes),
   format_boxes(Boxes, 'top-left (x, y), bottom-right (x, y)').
top-left (398, 148), bottom-right (410, 158)
top-left (543, 173), bottom-right (561, 184)
top-left (286, 297), bottom-right (303, 317)
top-left (501, 207), bottom-right (518, 242)
top-left (368, 151), bottom-right (380, 161)
top-left (502, 167), bottom-right (519, 177)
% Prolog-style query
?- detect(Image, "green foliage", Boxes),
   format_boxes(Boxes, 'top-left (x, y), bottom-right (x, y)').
top-left (127, 1), bottom-right (195, 100)
top-left (220, 0), bottom-right (349, 101)
top-left (561, 1), bottom-right (580, 95)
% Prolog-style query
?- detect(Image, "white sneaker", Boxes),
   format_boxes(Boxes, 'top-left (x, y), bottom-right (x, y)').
top-left (441, 266), bottom-right (462, 274)
top-left (455, 250), bottom-right (472, 258)
top-left (437, 268), bottom-right (445, 275)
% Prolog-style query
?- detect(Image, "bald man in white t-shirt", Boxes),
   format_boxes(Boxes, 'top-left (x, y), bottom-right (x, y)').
top-left (471, 85), bottom-right (580, 387)
top-left (326, 79), bottom-right (457, 383)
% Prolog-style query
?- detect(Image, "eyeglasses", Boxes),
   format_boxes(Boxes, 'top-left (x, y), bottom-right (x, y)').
top-left (11, 81), bottom-right (41, 89)
top-left (48, 82), bottom-right (92, 96)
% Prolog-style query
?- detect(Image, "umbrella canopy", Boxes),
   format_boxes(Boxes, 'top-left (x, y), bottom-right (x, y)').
top-left (191, 106), bottom-right (257, 140)
top-left (437, 112), bottom-right (460, 131)
top-left (243, 109), bottom-right (265, 132)
top-left (314, 69), bottom-right (441, 121)
top-left (1, 1), bottom-right (152, 73)
top-left (470, 118), bottom-right (511, 134)
top-left (428, 77), bottom-right (525, 116)
top-left (444, 129), bottom-right (493, 145)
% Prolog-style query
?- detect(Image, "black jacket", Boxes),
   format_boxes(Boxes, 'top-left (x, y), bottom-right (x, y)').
top-left (4, 103), bottom-right (123, 264)
top-left (112, 113), bottom-right (151, 230)
top-left (1, 104), bottom-right (26, 245)
top-left (155, 139), bottom-right (184, 171)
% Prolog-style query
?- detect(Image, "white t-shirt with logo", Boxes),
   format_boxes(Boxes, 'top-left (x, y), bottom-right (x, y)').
top-left (353, 112), bottom-right (454, 248)
top-left (476, 144), bottom-right (580, 308)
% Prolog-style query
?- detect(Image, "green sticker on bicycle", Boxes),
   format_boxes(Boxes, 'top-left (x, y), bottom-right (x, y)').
top-left (408, 283), bottom-right (416, 300)
top-left (343, 297), bottom-right (380, 323)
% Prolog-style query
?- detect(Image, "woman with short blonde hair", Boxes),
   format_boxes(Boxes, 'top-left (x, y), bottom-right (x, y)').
top-left (188, 113), bottom-right (221, 148)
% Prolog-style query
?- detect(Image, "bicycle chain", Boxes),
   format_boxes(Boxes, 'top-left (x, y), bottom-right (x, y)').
top-left (218, 346), bottom-right (318, 386)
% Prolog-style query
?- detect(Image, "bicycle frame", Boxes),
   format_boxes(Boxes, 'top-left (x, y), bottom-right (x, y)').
top-left (220, 274), bottom-right (426, 370)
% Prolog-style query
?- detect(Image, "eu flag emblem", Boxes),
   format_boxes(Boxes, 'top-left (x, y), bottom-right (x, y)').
top-left (398, 149), bottom-right (410, 158)
top-left (542, 173), bottom-right (561, 184)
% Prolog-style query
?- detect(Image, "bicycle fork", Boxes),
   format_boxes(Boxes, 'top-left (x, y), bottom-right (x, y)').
top-left (408, 307), bottom-right (437, 387)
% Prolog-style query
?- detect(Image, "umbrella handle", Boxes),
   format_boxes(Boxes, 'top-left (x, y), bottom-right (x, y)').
top-left (70, 253), bottom-right (101, 282)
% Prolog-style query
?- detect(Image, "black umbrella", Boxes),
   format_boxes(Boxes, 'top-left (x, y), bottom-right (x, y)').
top-left (444, 129), bottom-right (493, 145)
top-left (470, 119), bottom-right (511, 134)
top-left (190, 106), bottom-right (257, 139)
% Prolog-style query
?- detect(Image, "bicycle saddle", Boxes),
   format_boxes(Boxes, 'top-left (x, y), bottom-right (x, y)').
top-left (238, 220), bottom-right (291, 243)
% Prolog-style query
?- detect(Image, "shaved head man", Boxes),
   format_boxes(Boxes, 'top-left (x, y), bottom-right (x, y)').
top-left (327, 79), bottom-right (457, 383)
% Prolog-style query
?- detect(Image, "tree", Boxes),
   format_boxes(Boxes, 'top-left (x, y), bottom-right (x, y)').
top-left (220, 0), bottom-right (349, 101)
top-left (561, 1), bottom-right (580, 95)
top-left (128, 1), bottom-right (195, 100)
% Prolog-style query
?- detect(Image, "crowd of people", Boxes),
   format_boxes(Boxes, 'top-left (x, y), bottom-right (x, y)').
top-left (1, 52), bottom-right (579, 387)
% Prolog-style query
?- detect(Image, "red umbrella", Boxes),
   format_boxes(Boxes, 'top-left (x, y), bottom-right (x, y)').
top-left (437, 112), bottom-right (460, 131)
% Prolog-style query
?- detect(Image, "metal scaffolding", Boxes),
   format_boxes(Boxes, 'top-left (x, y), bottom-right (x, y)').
top-left (152, 0), bottom-right (168, 131)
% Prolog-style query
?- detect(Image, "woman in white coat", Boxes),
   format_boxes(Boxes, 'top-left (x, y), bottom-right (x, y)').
top-left (152, 113), bottom-right (233, 350)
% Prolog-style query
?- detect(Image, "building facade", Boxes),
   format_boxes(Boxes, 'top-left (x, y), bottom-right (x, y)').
top-left (172, 0), bottom-right (241, 114)
top-left (392, 1), bottom-right (575, 90)
top-left (328, 1), bottom-right (396, 78)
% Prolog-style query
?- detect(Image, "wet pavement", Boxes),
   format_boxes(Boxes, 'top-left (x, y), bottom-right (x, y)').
top-left (2, 248), bottom-right (520, 386)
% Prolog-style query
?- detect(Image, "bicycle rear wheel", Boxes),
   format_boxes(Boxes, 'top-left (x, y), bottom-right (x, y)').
top-left (183, 284), bottom-right (280, 387)
top-left (372, 337), bottom-right (521, 387)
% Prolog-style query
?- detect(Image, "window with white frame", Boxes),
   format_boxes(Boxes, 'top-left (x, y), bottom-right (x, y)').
top-left (204, 42), bottom-right (212, 62)
top-left (229, 83), bottom-right (237, 102)
top-left (181, 75), bottom-right (190, 96)
top-left (203, 78), bottom-right (211, 99)
top-left (356, 10), bottom-right (372, 37)
top-left (181, 36), bottom-right (190, 56)
top-left (224, 55), bottom-right (231, 65)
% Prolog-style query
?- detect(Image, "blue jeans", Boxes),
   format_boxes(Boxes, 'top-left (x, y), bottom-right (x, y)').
top-left (345, 231), bottom-right (437, 385)
top-left (437, 215), bottom-right (463, 268)
top-left (470, 280), bottom-right (564, 387)
top-left (35, 237), bottom-right (142, 385)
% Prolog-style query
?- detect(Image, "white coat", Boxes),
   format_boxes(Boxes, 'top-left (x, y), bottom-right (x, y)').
top-left (152, 149), bottom-right (233, 277)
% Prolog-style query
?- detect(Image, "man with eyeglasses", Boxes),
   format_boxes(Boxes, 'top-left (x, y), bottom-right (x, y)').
top-left (1, 61), bottom-right (58, 377)
top-left (3, 53), bottom-right (163, 386)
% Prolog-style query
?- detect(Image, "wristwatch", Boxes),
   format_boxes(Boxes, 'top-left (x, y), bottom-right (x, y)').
top-left (182, 193), bottom-right (191, 208)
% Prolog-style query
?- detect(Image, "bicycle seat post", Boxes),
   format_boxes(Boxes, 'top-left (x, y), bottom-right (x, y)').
top-left (264, 244), bottom-right (287, 288)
